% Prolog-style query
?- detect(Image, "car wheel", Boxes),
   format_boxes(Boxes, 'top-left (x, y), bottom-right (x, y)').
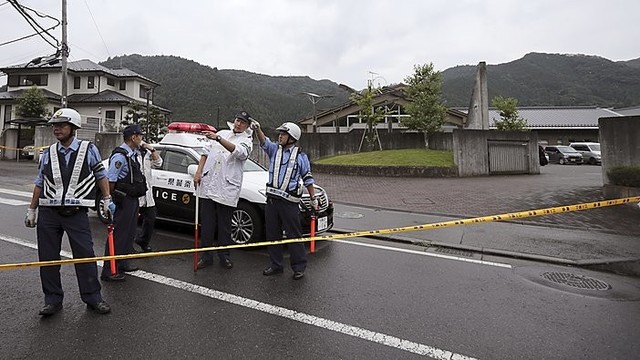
top-left (232, 202), bottom-right (264, 244)
top-left (559, 158), bottom-right (566, 165)
top-left (95, 191), bottom-right (110, 224)
top-left (589, 158), bottom-right (597, 165)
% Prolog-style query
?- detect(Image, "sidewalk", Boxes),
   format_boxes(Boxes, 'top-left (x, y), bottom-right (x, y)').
top-left (315, 167), bottom-right (640, 276)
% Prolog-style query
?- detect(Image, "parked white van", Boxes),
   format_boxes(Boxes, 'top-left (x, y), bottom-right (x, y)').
top-left (569, 142), bottom-right (601, 165)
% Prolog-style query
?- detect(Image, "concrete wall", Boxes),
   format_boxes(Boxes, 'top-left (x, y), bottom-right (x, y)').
top-left (599, 116), bottom-right (640, 198)
top-left (453, 129), bottom-right (540, 177)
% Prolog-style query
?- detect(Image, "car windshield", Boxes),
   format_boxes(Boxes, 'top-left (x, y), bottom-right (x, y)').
top-left (557, 146), bottom-right (580, 154)
top-left (244, 158), bottom-right (267, 172)
top-left (590, 144), bottom-right (601, 151)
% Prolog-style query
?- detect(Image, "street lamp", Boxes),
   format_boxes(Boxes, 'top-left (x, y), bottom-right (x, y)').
top-left (300, 92), bottom-right (332, 133)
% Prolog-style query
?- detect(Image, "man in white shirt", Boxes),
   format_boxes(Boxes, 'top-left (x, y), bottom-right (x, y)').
top-left (193, 111), bottom-right (253, 269)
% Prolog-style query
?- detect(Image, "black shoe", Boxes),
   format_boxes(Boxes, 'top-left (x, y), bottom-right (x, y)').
top-left (293, 271), bottom-right (305, 280)
top-left (263, 266), bottom-right (283, 276)
top-left (101, 273), bottom-right (126, 282)
top-left (220, 258), bottom-right (233, 269)
top-left (87, 301), bottom-right (111, 314)
top-left (39, 303), bottom-right (63, 316)
top-left (136, 241), bottom-right (153, 252)
top-left (196, 259), bottom-right (213, 270)
top-left (120, 265), bottom-right (139, 272)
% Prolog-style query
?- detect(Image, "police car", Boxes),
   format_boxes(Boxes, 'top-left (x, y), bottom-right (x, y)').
top-left (96, 123), bottom-right (334, 244)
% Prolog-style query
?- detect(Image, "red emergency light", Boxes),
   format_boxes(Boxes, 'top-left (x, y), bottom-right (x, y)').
top-left (167, 122), bottom-right (217, 133)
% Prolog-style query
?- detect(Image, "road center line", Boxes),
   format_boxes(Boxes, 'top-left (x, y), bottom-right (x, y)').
top-left (1, 234), bottom-right (477, 360)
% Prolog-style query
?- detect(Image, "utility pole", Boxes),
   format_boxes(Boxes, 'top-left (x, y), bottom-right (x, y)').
top-left (61, 0), bottom-right (68, 107)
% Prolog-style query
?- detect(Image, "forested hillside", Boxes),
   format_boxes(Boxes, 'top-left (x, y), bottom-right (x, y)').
top-left (100, 55), bottom-right (352, 129)
top-left (441, 53), bottom-right (640, 107)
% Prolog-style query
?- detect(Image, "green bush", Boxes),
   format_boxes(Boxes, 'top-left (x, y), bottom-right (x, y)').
top-left (607, 166), bottom-right (640, 187)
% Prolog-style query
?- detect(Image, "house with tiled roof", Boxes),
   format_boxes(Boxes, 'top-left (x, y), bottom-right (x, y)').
top-left (0, 58), bottom-right (170, 159)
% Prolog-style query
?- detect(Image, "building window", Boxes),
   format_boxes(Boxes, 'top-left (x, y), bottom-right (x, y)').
top-left (140, 85), bottom-right (151, 99)
top-left (7, 74), bottom-right (48, 86)
top-left (74, 76), bottom-right (81, 89)
top-left (119, 80), bottom-right (126, 90)
top-left (107, 77), bottom-right (115, 86)
top-left (87, 76), bottom-right (95, 89)
top-left (105, 110), bottom-right (116, 120)
top-left (4, 105), bottom-right (12, 122)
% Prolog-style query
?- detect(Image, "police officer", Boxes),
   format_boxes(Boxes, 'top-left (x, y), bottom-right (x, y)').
top-left (134, 141), bottom-right (163, 252)
top-left (25, 108), bottom-right (114, 316)
top-left (252, 121), bottom-right (319, 280)
top-left (101, 124), bottom-right (147, 281)
top-left (194, 111), bottom-right (253, 269)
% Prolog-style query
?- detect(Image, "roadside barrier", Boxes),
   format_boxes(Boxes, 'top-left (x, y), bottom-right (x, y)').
top-left (1, 196), bottom-right (639, 271)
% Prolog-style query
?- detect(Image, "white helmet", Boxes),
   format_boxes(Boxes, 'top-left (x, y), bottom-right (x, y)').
top-left (276, 122), bottom-right (301, 141)
top-left (49, 108), bottom-right (82, 128)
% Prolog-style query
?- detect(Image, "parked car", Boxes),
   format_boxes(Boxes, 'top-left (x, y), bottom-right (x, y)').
top-left (569, 142), bottom-right (601, 165)
top-left (544, 145), bottom-right (583, 165)
top-left (95, 126), bottom-right (334, 244)
top-left (20, 145), bottom-right (35, 160)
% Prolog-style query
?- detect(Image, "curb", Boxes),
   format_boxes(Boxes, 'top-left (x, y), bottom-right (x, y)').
top-left (329, 228), bottom-right (640, 278)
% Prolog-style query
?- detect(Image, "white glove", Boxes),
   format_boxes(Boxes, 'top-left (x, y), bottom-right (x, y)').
top-left (25, 208), bottom-right (37, 228)
top-left (250, 120), bottom-right (260, 130)
top-left (102, 196), bottom-right (116, 222)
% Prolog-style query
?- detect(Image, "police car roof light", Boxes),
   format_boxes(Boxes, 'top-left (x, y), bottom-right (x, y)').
top-left (167, 122), bottom-right (217, 133)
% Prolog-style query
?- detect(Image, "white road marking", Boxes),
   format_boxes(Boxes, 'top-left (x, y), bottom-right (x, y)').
top-left (0, 197), bottom-right (30, 206)
top-left (336, 239), bottom-right (513, 269)
top-left (0, 189), bottom-right (31, 206)
top-left (0, 188), bottom-right (33, 198)
top-left (1, 233), bottom-right (478, 359)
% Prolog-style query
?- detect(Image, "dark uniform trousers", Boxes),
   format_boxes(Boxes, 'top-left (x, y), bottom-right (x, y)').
top-left (102, 195), bottom-right (139, 276)
top-left (37, 206), bottom-right (103, 305)
top-left (136, 206), bottom-right (157, 247)
top-left (265, 196), bottom-right (307, 272)
top-left (199, 198), bottom-right (233, 262)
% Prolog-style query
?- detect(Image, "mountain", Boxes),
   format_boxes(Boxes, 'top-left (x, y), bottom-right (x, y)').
top-left (100, 55), bottom-right (351, 129)
top-left (441, 53), bottom-right (640, 107)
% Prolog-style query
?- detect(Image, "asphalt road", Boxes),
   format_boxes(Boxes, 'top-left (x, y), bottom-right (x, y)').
top-left (1, 174), bottom-right (639, 359)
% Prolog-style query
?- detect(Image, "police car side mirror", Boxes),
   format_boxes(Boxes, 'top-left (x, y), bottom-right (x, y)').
top-left (187, 164), bottom-right (198, 177)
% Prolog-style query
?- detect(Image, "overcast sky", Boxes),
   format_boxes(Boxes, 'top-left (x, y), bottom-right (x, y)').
top-left (1, 0), bottom-right (638, 89)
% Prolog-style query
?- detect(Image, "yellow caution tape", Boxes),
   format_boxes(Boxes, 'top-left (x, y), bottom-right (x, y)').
top-left (0, 145), bottom-right (47, 151)
top-left (1, 196), bottom-right (639, 271)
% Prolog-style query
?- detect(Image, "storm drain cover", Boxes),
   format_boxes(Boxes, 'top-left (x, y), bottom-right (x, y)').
top-left (434, 247), bottom-right (474, 257)
top-left (541, 271), bottom-right (610, 291)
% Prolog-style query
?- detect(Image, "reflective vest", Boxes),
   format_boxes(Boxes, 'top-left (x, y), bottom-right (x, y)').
top-left (266, 146), bottom-right (302, 202)
top-left (39, 141), bottom-right (97, 207)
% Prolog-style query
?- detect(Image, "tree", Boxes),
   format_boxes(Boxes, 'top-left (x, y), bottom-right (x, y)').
top-left (350, 83), bottom-right (387, 152)
top-left (491, 96), bottom-right (528, 131)
top-left (123, 103), bottom-right (167, 142)
top-left (15, 86), bottom-right (48, 119)
top-left (402, 63), bottom-right (447, 148)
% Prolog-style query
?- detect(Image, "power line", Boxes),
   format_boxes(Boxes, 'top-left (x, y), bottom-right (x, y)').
top-left (0, 24), bottom-right (59, 47)
top-left (8, 0), bottom-right (60, 49)
top-left (83, 0), bottom-right (111, 58)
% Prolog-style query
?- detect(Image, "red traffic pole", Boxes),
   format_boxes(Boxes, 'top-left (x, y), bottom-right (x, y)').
top-left (193, 187), bottom-right (200, 272)
top-left (107, 224), bottom-right (117, 275)
top-left (310, 213), bottom-right (316, 253)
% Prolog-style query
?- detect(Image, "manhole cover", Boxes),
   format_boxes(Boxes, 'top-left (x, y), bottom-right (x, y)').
top-left (541, 271), bottom-right (610, 291)
top-left (335, 211), bottom-right (364, 219)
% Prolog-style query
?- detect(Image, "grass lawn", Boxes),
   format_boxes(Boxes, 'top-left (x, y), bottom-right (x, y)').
top-left (314, 149), bottom-right (455, 167)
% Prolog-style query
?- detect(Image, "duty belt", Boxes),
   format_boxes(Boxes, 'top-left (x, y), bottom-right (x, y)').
top-left (266, 187), bottom-right (300, 203)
